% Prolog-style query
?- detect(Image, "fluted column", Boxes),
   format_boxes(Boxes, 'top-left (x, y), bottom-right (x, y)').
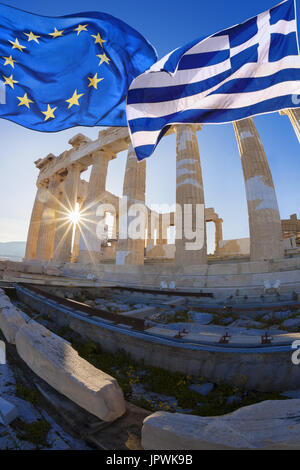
top-left (147, 211), bottom-right (158, 246)
top-left (112, 212), bottom-right (119, 240)
top-left (24, 183), bottom-right (47, 260)
top-left (233, 118), bottom-right (284, 260)
top-left (175, 125), bottom-right (207, 265)
top-left (78, 150), bottom-right (114, 264)
top-left (214, 218), bottom-right (223, 254)
top-left (280, 108), bottom-right (300, 143)
top-left (35, 175), bottom-right (62, 261)
top-left (72, 224), bottom-right (81, 262)
top-left (116, 145), bottom-right (146, 265)
top-left (157, 214), bottom-right (169, 246)
top-left (53, 162), bottom-right (84, 263)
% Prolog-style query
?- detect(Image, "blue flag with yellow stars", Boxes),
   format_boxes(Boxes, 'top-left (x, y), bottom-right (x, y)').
top-left (0, 3), bottom-right (157, 131)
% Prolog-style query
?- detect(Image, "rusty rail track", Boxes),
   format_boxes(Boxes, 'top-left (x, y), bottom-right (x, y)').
top-left (20, 283), bottom-right (146, 331)
top-left (108, 285), bottom-right (214, 297)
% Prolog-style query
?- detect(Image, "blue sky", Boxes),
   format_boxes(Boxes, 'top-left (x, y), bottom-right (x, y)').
top-left (0, 0), bottom-right (299, 253)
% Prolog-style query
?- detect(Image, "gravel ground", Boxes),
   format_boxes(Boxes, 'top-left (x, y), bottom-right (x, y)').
top-left (0, 359), bottom-right (90, 450)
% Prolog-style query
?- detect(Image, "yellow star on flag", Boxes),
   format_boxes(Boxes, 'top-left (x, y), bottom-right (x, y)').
top-left (24, 32), bottom-right (41, 43)
top-left (91, 32), bottom-right (106, 47)
top-left (17, 92), bottom-right (34, 109)
top-left (42, 104), bottom-right (57, 121)
top-left (9, 38), bottom-right (26, 52)
top-left (88, 73), bottom-right (104, 89)
top-left (3, 56), bottom-right (17, 68)
top-left (66, 89), bottom-right (84, 109)
top-left (97, 53), bottom-right (110, 66)
top-left (49, 28), bottom-right (64, 38)
top-left (2, 74), bottom-right (18, 89)
top-left (74, 24), bottom-right (88, 35)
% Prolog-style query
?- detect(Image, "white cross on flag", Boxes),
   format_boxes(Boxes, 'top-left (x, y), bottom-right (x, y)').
top-left (127, 0), bottom-right (300, 160)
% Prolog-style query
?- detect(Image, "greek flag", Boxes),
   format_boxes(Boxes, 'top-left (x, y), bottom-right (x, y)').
top-left (127, 0), bottom-right (300, 160)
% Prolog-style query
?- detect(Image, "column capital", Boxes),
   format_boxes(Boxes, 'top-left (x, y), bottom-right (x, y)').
top-left (67, 161), bottom-right (87, 174)
top-left (175, 123), bottom-right (202, 133)
top-left (92, 149), bottom-right (116, 163)
top-left (236, 117), bottom-right (254, 123)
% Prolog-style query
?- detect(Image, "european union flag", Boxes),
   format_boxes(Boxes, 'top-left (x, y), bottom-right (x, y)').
top-left (0, 3), bottom-right (157, 131)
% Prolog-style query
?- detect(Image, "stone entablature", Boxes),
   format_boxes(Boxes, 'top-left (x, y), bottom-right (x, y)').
top-left (36, 127), bottom-right (130, 186)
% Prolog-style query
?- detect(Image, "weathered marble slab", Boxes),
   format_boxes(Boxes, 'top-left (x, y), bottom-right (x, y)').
top-left (0, 290), bottom-right (28, 344)
top-left (15, 321), bottom-right (126, 422)
top-left (142, 401), bottom-right (300, 450)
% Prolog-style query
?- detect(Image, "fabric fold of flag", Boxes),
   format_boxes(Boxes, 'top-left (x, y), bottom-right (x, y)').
top-left (0, 3), bottom-right (157, 131)
top-left (127, 0), bottom-right (300, 161)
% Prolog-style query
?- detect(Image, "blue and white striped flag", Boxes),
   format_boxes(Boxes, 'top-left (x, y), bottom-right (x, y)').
top-left (127, 0), bottom-right (300, 160)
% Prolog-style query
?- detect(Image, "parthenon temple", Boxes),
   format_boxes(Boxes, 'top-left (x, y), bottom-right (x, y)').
top-left (24, 108), bottom-right (300, 273)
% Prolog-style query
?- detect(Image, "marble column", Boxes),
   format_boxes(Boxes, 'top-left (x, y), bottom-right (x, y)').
top-left (214, 218), bottom-right (223, 254)
top-left (112, 212), bottom-right (119, 240)
top-left (175, 125), bottom-right (207, 265)
top-left (24, 183), bottom-right (47, 260)
top-left (280, 108), bottom-right (300, 143)
top-left (147, 211), bottom-right (158, 246)
top-left (52, 162), bottom-right (84, 263)
top-left (233, 118), bottom-right (284, 261)
top-left (116, 145), bottom-right (146, 265)
top-left (154, 213), bottom-right (169, 257)
top-left (158, 214), bottom-right (169, 246)
top-left (35, 175), bottom-right (62, 262)
top-left (146, 211), bottom-right (154, 249)
top-left (72, 225), bottom-right (81, 262)
top-left (78, 150), bottom-right (115, 264)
